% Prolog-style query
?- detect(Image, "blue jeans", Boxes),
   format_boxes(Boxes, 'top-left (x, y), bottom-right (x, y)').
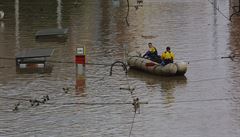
top-left (143, 51), bottom-right (161, 63)
top-left (162, 59), bottom-right (173, 65)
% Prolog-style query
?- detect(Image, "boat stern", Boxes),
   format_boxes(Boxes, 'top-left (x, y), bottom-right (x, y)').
top-left (175, 61), bottom-right (187, 75)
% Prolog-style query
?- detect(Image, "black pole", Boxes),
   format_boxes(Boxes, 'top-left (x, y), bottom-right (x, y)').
top-left (239, 0), bottom-right (240, 12)
top-left (125, 0), bottom-right (130, 26)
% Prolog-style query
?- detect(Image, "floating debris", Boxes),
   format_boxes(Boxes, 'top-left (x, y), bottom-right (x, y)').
top-left (134, 5), bottom-right (139, 10)
top-left (29, 99), bottom-right (39, 106)
top-left (137, 0), bottom-right (143, 4)
top-left (41, 95), bottom-right (50, 103)
top-left (63, 87), bottom-right (70, 93)
top-left (29, 95), bottom-right (49, 107)
top-left (12, 102), bottom-right (20, 111)
top-left (141, 35), bottom-right (158, 39)
top-left (132, 98), bottom-right (140, 114)
top-left (120, 85), bottom-right (135, 91)
top-left (44, 95), bottom-right (49, 101)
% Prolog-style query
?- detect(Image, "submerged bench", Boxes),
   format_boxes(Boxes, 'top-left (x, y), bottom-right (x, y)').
top-left (16, 48), bottom-right (54, 68)
top-left (35, 28), bottom-right (68, 38)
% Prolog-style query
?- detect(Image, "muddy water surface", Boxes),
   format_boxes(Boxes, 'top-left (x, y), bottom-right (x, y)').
top-left (0, 0), bottom-right (240, 137)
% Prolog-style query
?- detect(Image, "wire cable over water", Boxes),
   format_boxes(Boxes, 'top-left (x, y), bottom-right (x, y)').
top-left (1, 53), bottom-right (239, 69)
top-left (0, 56), bottom-right (127, 67)
top-left (207, 0), bottom-right (231, 22)
top-left (178, 54), bottom-right (240, 64)
top-left (109, 55), bottom-right (140, 137)
top-left (129, 112), bottom-right (137, 137)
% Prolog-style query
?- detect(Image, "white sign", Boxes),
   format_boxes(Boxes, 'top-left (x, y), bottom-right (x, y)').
top-left (76, 47), bottom-right (84, 55)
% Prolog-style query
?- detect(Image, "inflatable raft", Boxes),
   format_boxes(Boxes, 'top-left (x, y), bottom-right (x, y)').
top-left (127, 52), bottom-right (187, 76)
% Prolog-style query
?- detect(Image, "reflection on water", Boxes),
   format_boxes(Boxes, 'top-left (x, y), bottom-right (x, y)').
top-left (112, 0), bottom-right (120, 8)
top-left (128, 68), bottom-right (187, 87)
top-left (128, 69), bottom-right (187, 107)
top-left (16, 64), bottom-right (53, 74)
top-left (56, 0), bottom-right (62, 29)
top-left (0, 21), bottom-right (4, 32)
top-left (75, 65), bottom-right (86, 96)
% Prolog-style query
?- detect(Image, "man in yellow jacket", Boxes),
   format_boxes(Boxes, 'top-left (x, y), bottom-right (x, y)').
top-left (161, 46), bottom-right (174, 65)
top-left (143, 43), bottom-right (161, 63)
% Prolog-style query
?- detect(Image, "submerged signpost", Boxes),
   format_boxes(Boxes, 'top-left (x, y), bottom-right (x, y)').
top-left (75, 47), bottom-right (86, 94)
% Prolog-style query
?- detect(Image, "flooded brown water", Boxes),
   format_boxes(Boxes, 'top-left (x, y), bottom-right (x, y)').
top-left (1, 0), bottom-right (240, 136)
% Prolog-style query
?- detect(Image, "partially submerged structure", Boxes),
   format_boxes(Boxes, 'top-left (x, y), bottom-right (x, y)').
top-left (15, 48), bottom-right (54, 73)
top-left (35, 28), bottom-right (68, 42)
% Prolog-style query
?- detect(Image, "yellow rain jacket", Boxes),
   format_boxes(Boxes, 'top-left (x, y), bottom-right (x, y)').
top-left (149, 47), bottom-right (157, 53)
top-left (161, 51), bottom-right (174, 60)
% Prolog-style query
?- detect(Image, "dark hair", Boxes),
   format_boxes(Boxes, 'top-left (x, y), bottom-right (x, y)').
top-left (148, 43), bottom-right (152, 45)
top-left (166, 47), bottom-right (170, 50)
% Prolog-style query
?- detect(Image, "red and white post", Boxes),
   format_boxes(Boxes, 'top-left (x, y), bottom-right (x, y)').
top-left (75, 47), bottom-right (86, 94)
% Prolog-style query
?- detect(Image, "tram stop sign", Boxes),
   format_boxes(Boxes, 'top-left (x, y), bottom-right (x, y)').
top-left (75, 47), bottom-right (85, 64)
